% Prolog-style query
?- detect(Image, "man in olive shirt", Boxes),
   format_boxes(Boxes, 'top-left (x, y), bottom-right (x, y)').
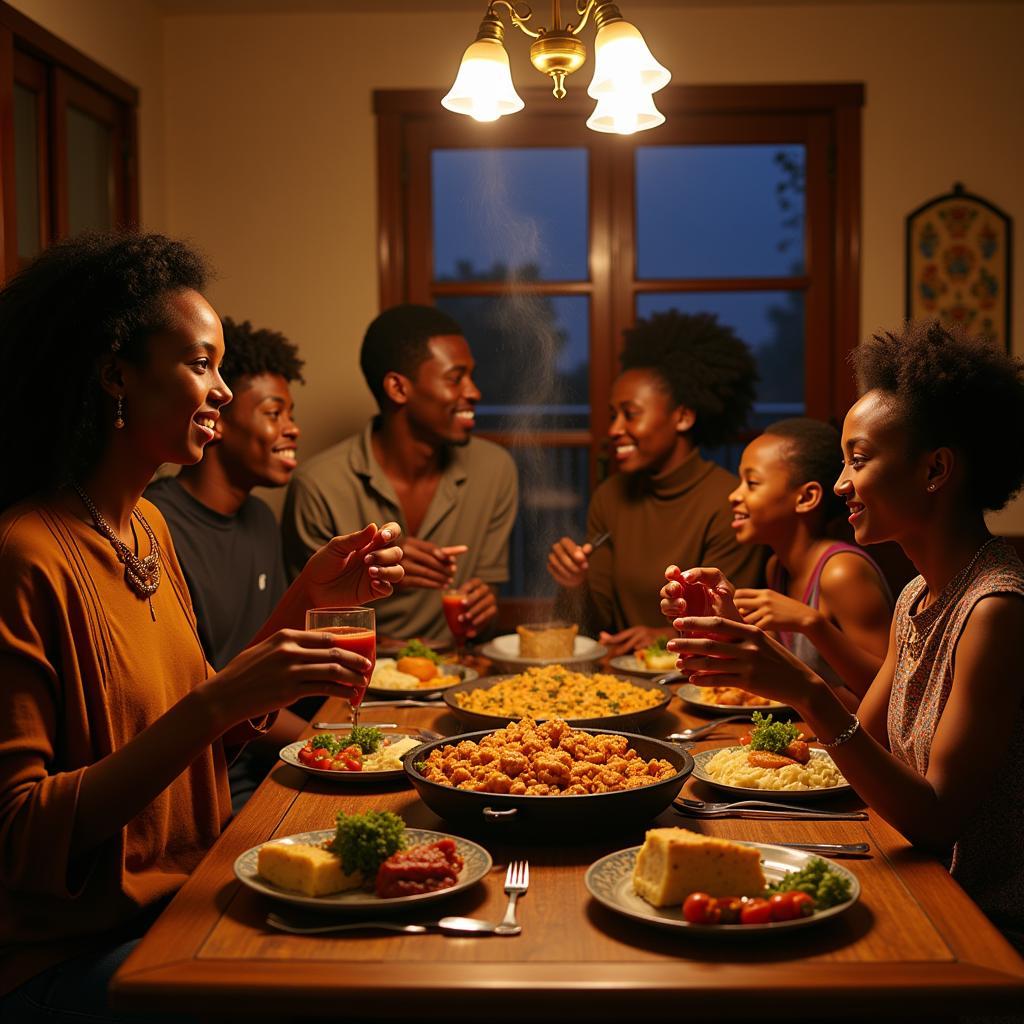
top-left (282, 305), bottom-right (518, 643)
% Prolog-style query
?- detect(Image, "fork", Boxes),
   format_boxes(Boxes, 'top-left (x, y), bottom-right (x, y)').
top-left (668, 716), bottom-right (751, 742)
top-left (674, 797), bottom-right (867, 820)
top-left (497, 860), bottom-right (528, 936)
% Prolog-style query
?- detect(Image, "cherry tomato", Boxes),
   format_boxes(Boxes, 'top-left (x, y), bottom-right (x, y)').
top-left (789, 891), bottom-right (816, 917)
top-left (682, 892), bottom-right (718, 924)
top-left (340, 744), bottom-right (363, 760)
top-left (716, 896), bottom-right (744, 924)
top-left (739, 898), bottom-right (773, 925)
top-left (769, 892), bottom-right (804, 921)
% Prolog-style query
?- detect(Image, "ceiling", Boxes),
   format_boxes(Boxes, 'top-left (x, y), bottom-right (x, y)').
top-left (153, 0), bottom-right (1022, 14)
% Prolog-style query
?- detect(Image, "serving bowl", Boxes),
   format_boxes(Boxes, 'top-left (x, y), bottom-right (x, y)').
top-left (403, 728), bottom-right (693, 839)
top-left (441, 673), bottom-right (672, 732)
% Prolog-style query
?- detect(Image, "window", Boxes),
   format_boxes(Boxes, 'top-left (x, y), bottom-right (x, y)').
top-left (0, 1), bottom-right (138, 278)
top-left (376, 85), bottom-right (862, 607)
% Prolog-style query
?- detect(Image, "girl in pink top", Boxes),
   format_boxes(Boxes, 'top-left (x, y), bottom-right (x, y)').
top-left (729, 418), bottom-right (893, 704)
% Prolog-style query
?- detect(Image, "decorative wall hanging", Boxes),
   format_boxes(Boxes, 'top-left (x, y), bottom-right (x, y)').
top-left (906, 182), bottom-right (1012, 349)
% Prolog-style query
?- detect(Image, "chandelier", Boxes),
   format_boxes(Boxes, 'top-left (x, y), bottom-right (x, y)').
top-left (441, 1), bottom-right (670, 135)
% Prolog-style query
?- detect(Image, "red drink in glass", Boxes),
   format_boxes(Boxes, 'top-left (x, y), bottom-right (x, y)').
top-left (442, 592), bottom-right (468, 641)
top-left (306, 606), bottom-right (375, 724)
top-left (677, 580), bottom-right (718, 643)
top-left (324, 626), bottom-right (376, 708)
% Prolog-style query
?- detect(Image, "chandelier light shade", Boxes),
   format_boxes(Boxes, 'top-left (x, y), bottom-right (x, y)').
top-left (441, 38), bottom-right (525, 122)
top-left (585, 89), bottom-right (665, 135)
top-left (442, 1), bottom-right (669, 134)
top-left (586, 19), bottom-right (670, 98)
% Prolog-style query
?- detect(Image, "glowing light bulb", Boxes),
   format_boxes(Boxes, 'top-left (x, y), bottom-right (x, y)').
top-left (587, 19), bottom-right (670, 99)
top-left (441, 38), bottom-right (524, 122)
top-left (586, 90), bottom-right (665, 135)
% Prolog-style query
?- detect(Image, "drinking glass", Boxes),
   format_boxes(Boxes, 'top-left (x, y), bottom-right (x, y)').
top-left (442, 586), bottom-right (470, 660)
top-left (306, 606), bottom-right (375, 727)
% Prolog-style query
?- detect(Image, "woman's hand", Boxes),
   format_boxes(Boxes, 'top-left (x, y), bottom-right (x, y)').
top-left (199, 629), bottom-right (372, 730)
top-left (301, 522), bottom-right (404, 606)
top-left (598, 625), bottom-right (668, 658)
top-left (659, 566), bottom-right (743, 623)
top-left (456, 577), bottom-right (498, 637)
top-left (666, 615), bottom-right (819, 708)
top-left (547, 536), bottom-right (592, 589)
top-left (733, 588), bottom-right (820, 634)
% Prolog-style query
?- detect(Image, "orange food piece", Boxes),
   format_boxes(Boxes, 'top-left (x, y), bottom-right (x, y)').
top-left (784, 740), bottom-right (810, 764)
top-left (396, 656), bottom-right (439, 682)
top-left (747, 750), bottom-right (798, 770)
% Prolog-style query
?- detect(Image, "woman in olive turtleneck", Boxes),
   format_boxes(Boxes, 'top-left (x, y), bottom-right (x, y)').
top-left (547, 310), bottom-right (764, 656)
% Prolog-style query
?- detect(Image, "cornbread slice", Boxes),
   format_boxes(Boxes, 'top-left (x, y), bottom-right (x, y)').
top-left (640, 650), bottom-right (676, 671)
top-left (257, 842), bottom-right (363, 897)
top-left (632, 828), bottom-right (766, 907)
top-left (517, 622), bottom-right (578, 659)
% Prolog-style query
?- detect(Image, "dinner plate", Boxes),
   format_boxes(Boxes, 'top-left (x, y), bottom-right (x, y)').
top-left (366, 663), bottom-right (479, 701)
top-left (608, 654), bottom-right (676, 678)
top-left (691, 746), bottom-right (853, 801)
top-left (479, 633), bottom-right (608, 668)
top-left (677, 682), bottom-right (792, 717)
top-left (279, 734), bottom-right (425, 782)
top-left (585, 840), bottom-right (859, 933)
top-left (234, 828), bottom-right (492, 912)
top-left (441, 672), bottom-right (672, 731)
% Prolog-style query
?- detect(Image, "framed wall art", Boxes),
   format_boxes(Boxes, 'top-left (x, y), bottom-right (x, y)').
top-left (906, 182), bottom-right (1012, 349)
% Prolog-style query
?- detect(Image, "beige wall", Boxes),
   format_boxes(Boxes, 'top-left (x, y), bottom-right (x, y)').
top-left (10, 0), bottom-right (166, 228)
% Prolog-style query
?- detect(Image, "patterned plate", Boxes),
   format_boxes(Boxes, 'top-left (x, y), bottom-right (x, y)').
top-left (234, 828), bottom-right (492, 912)
top-left (366, 662), bottom-right (479, 701)
top-left (691, 746), bottom-right (853, 801)
top-left (585, 841), bottom-right (859, 933)
top-left (677, 682), bottom-right (792, 717)
top-left (279, 734), bottom-right (424, 782)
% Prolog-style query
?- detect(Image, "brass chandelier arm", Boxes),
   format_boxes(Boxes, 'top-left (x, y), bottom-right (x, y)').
top-left (487, 0), bottom-right (541, 39)
top-left (571, 0), bottom-right (623, 35)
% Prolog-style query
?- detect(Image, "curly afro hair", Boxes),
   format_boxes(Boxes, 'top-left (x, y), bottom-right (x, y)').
top-left (762, 417), bottom-right (846, 524)
top-left (360, 304), bottom-right (463, 408)
top-left (0, 232), bottom-right (209, 512)
top-left (618, 310), bottom-right (758, 448)
top-left (851, 320), bottom-right (1024, 512)
top-left (219, 317), bottom-right (304, 391)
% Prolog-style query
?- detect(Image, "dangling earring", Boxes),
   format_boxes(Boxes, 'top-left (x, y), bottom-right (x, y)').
top-left (114, 395), bottom-right (125, 430)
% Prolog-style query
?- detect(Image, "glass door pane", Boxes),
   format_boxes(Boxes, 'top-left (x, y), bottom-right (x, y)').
top-left (13, 83), bottom-right (42, 261)
top-left (66, 105), bottom-right (114, 234)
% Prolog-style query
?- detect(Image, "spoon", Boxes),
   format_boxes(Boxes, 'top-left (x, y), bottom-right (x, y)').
top-left (668, 716), bottom-right (750, 742)
top-left (266, 913), bottom-right (519, 936)
top-left (774, 842), bottom-right (871, 856)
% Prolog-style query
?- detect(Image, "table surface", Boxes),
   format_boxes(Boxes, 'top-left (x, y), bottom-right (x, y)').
top-left (111, 684), bottom-right (1024, 1020)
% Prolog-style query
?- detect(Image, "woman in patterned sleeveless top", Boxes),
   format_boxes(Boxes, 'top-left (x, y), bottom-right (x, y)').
top-left (726, 417), bottom-right (893, 706)
top-left (661, 321), bottom-right (1024, 950)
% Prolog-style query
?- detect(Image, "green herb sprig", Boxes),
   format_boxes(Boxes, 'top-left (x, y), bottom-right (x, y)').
top-left (767, 857), bottom-right (852, 909)
top-left (396, 639), bottom-right (442, 665)
top-left (330, 810), bottom-right (406, 877)
top-left (748, 712), bottom-right (800, 754)
top-left (344, 725), bottom-right (384, 754)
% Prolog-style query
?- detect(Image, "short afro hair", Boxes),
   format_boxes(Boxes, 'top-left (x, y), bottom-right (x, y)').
top-left (619, 310), bottom-right (758, 448)
top-left (360, 303), bottom-right (463, 408)
top-left (0, 231), bottom-right (209, 512)
top-left (851, 320), bottom-right (1024, 512)
top-left (219, 317), bottom-right (304, 391)
top-left (762, 417), bottom-right (846, 523)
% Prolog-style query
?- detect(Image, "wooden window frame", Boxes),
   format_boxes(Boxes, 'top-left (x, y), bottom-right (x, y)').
top-left (0, 0), bottom-right (138, 281)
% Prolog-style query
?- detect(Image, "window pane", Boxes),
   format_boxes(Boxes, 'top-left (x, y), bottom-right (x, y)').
top-left (432, 149), bottom-right (588, 282)
top-left (14, 84), bottom-right (41, 261)
top-left (435, 294), bottom-right (589, 431)
top-left (501, 445), bottom-right (589, 599)
top-left (636, 145), bottom-right (806, 279)
top-left (636, 291), bottom-right (805, 429)
top-left (67, 105), bottom-right (113, 234)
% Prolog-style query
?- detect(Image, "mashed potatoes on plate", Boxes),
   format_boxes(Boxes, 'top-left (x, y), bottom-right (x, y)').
top-left (703, 746), bottom-right (847, 791)
top-left (371, 658), bottom-right (458, 691)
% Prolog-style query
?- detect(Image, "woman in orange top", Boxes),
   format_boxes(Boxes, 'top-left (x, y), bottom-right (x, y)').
top-left (0, 234), bottom-right (404, 1022)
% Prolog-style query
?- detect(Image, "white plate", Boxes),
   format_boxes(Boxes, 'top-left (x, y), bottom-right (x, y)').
top-left (479, 633), bottom-right (607, 668)
top-left (677, 682), bottom-right (792, 717)
top-left (366, 662), bottom-right (478, 700)
top-left (235, 827), bottom-right (492, 912)
top-left (586, 840), bottom-right (859, 933)
top-left (608, 654), bottom-right (676, 678)
top-left (691, 746), bottom-right (853, 801)
top-left (279, 734), bottom-right (424, 781)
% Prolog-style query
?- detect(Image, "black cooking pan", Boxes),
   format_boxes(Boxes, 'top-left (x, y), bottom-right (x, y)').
top-left (403, 728), bottom-right (693, 838)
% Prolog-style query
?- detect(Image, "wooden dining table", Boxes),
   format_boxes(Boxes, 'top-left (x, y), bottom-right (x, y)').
top-left (111, 685), bottom-right (1024, 1021)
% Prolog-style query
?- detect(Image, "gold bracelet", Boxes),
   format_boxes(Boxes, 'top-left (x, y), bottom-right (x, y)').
top-left (821, 715), bottom-right (860, 749)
